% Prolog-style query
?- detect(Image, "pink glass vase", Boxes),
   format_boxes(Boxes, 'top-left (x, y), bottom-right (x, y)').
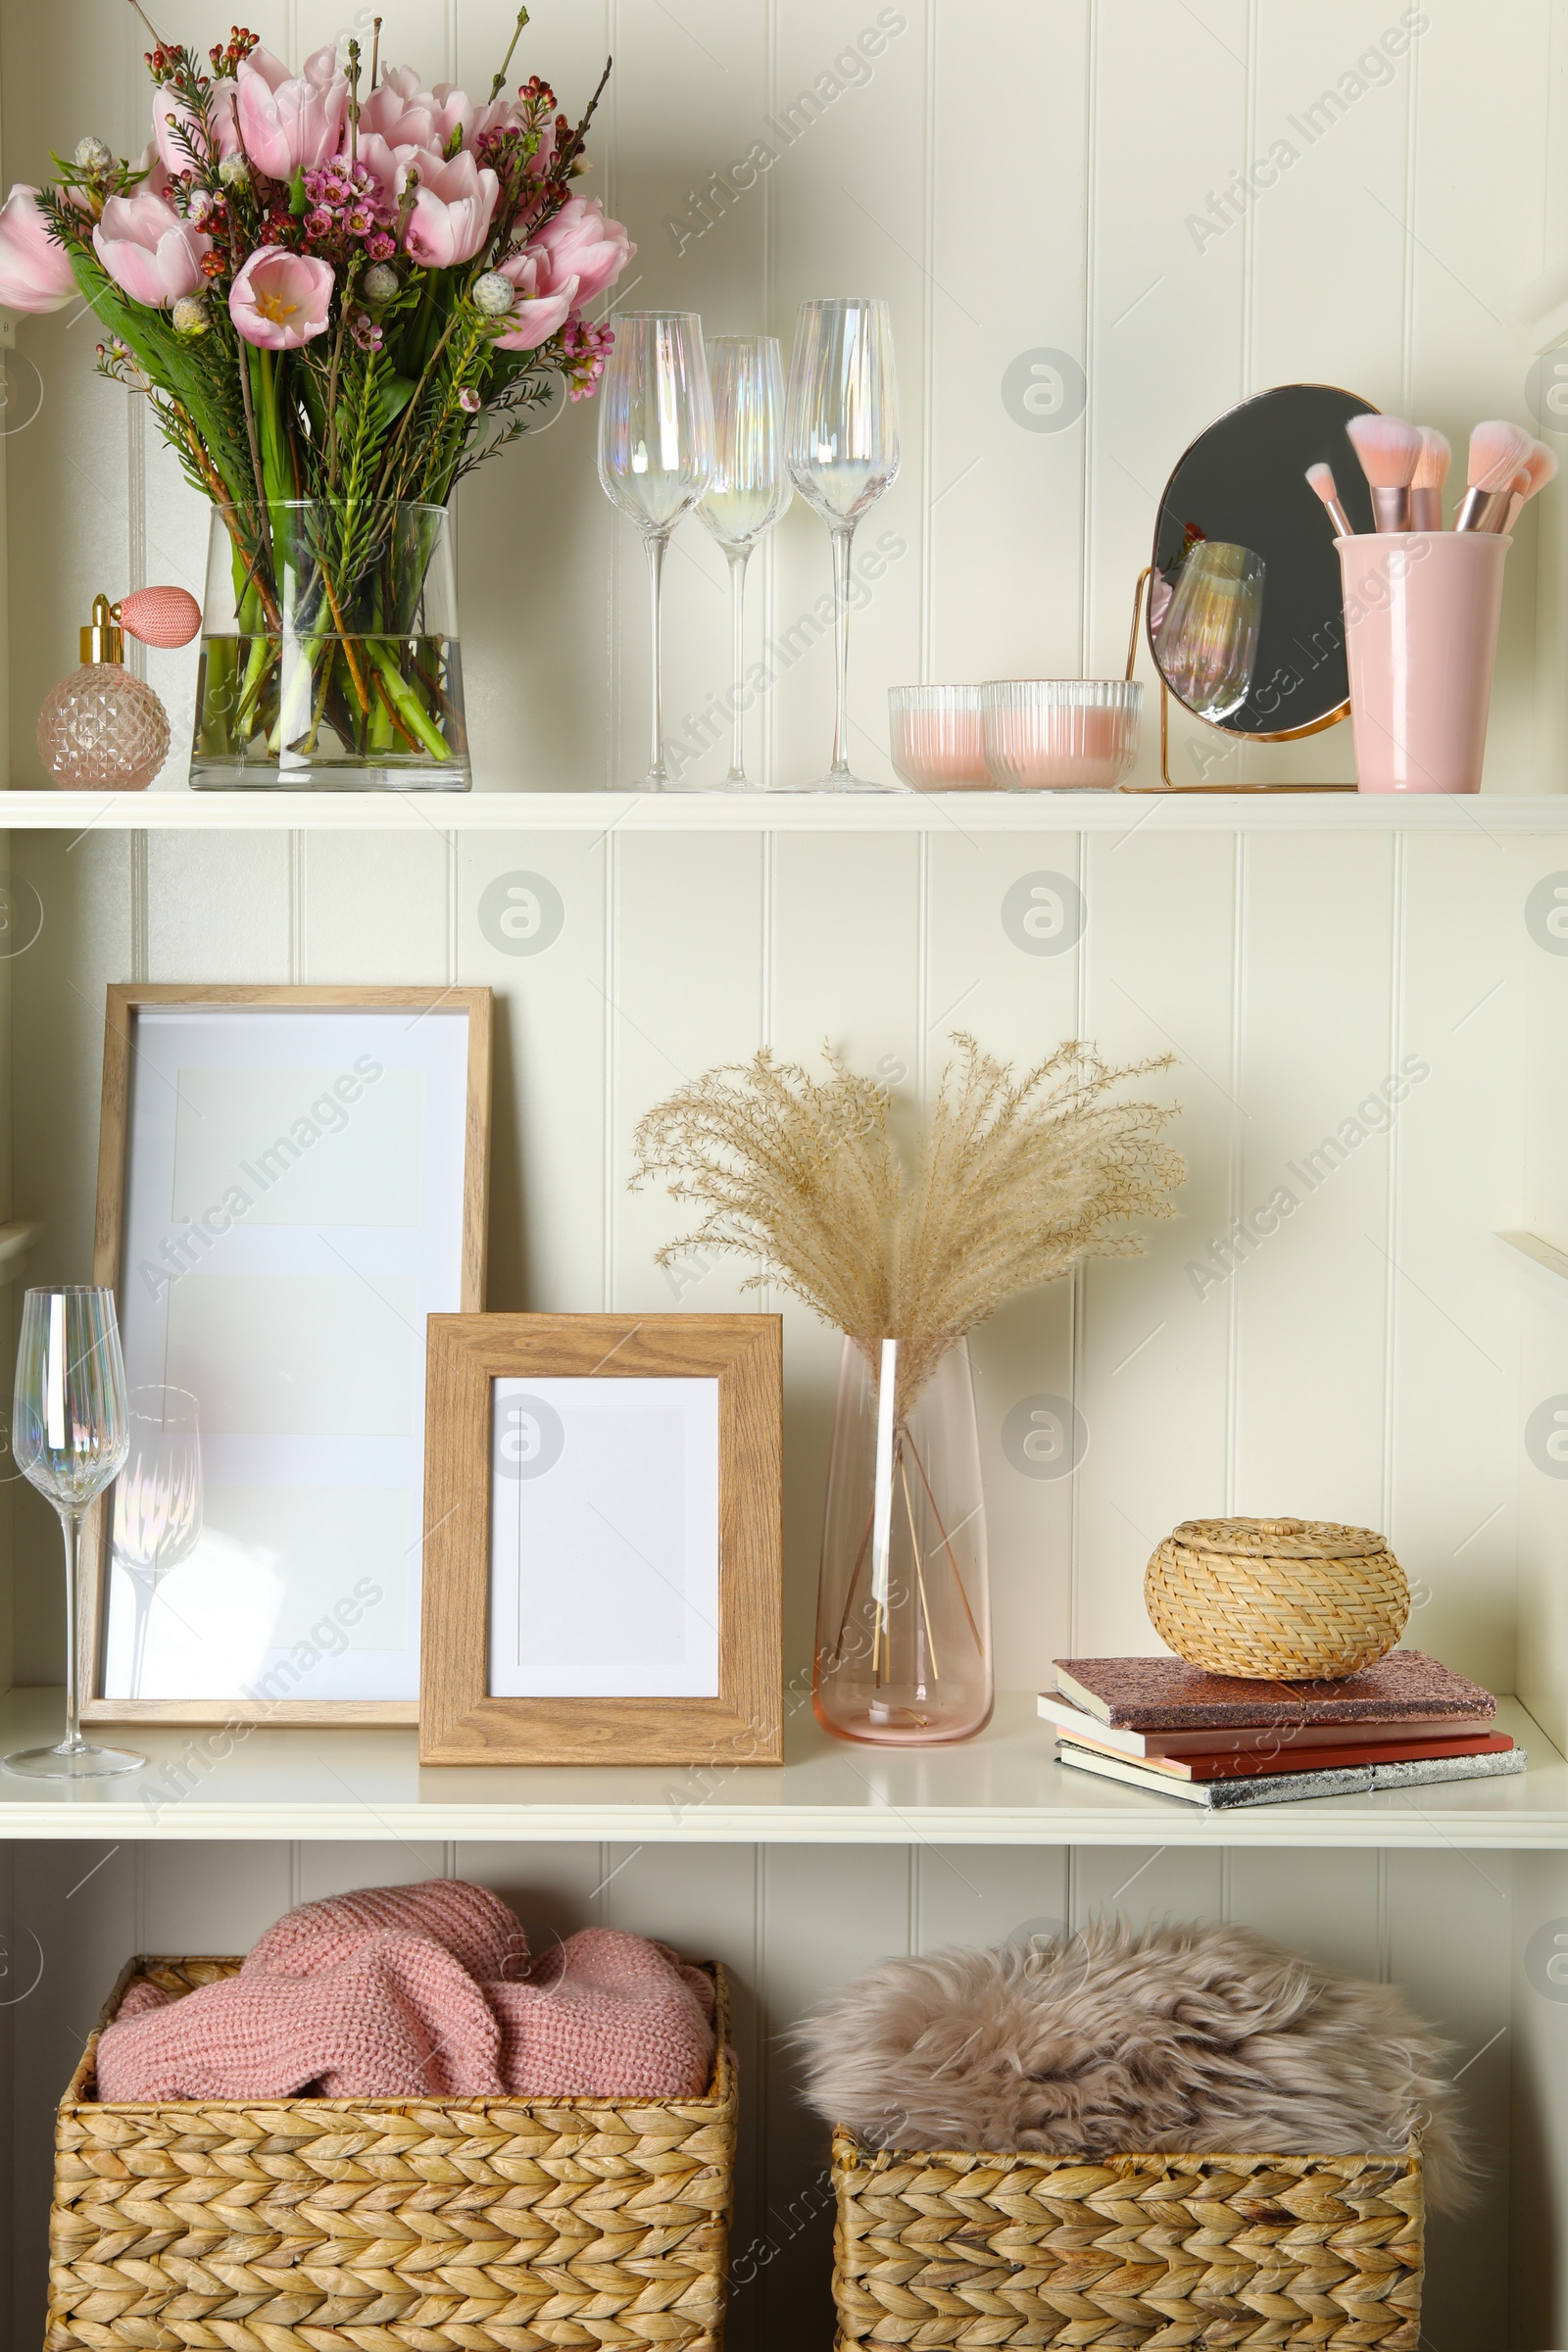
top-left (812, 1334), bottom-right (992, 1744)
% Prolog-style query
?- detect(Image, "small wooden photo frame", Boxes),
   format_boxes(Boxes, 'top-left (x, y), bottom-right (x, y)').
top-left (85, 983), bottom-right (491, 1727)
top-left (419, 1313), bottom-right (783, 1765)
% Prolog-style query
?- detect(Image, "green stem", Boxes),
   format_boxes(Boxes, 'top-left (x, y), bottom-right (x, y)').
top-left (368, 639), bottom-right (451, 760)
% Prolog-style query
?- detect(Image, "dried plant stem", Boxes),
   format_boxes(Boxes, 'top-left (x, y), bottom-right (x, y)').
top-left (906, 1433), bottom-right (985, 1658)
top-left (900, 1455), bottom-right (941, 1683)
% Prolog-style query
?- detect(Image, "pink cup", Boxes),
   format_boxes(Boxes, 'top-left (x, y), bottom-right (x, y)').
top-left (1337, 531), bottom-right (1508, 794)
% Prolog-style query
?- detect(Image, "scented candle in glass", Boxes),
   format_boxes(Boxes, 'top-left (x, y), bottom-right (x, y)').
top-left (888, 686), bottom-right (988, 788)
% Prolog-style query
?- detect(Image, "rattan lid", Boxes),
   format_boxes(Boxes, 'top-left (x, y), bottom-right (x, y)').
top-left (1166, 1516), bottom-right (1389, 1560)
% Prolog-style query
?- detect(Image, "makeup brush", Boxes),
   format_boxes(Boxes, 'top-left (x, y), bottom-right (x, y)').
top-left (1455, 419), bottom-right (1533, 531)
top-left (1410, 428), bottom-right (1450, 531)
top-left (1346, 413), bottom-right (1422, 532)
top-left (1505, 439), bottom-right (1558, 531)
top-left (1305, 462), bottom-right (1355, 538)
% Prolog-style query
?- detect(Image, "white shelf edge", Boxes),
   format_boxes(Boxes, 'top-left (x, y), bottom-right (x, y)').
top-left (1495, 1229), bottom-right (1568, 1310)
top-left (0, 1691), bottom-right (1554, 1848)
top-left (3, 789), bottom-right (1568, 834)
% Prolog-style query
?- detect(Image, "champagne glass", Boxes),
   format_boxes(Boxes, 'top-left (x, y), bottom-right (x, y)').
top-left (5, 1287), bottom-right (141, 1778)
top-left (698, 336), bottom-right (791, 788)
top-left (1155, 541), bottom-right (1265, 722)
top-left (785, 297), bottom-right (902, 791)
top-left (112, 1385), bottom-right (203, 1701)
top-left (598, 313), bottom-right (715, 790)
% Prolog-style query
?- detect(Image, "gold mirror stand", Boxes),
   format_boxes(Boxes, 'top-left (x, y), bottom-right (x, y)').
top-left (1120, 565), bottom-right (1357, 793)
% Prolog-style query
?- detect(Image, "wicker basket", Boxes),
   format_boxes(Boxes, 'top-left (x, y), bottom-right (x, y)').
top-left (1144, 1516), bottom-right (1409, 1680)
top-left (831, 2130), bottom-right (1425, 2348)
top-left (48, 1954), bottom-right (737, 2352)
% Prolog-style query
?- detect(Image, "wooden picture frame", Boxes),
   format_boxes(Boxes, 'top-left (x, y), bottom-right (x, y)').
top-left (84, 983), bottom-right (491, 1727)
top-left (419, 1313), bottom-right (783, 1765)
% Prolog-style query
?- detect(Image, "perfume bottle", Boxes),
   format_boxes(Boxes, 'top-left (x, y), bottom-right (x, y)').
top-left (36, 586), bottom-right (200, 790)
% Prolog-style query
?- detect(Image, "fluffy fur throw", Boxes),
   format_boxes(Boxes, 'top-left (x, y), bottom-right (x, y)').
top-left (795, 1918), bottom-right (1469, 2214)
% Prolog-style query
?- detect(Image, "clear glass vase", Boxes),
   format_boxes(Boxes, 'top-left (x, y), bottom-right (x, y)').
top-left (190, 499), bottom-right (469, 790)
top-left (813, 1334), bottom-right (992, 1744)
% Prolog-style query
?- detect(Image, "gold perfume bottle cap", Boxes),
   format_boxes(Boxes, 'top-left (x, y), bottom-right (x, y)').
top-left (80, 592), bottom-right (124, 664)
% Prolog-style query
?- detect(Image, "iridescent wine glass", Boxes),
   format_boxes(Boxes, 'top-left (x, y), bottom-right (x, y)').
top-left (697, 336), bottom-right (791, 788)
top-left (598, 312), bottom-right (715, 790)
top-left (1154, 540), bottom-right (1265, 722)
top-left (113, 1385), bottom-right (203, 1701)
top-left (5, 1287), bottom-right (140, 1778)
top-left (785, 297), bottom-right (902, 790)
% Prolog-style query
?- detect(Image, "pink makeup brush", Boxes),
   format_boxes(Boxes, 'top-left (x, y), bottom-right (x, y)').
top-left (1455, 419), bottom-right (1534, 531)
top-left (1305, 462), bottom-right (1355, 538)
top-left (1410, 428), bottom-right (1450, 531)
top-left (1505, 438), bottom-right (1558, 531)
top-left (1346, 413), bottom-right (1422, 532)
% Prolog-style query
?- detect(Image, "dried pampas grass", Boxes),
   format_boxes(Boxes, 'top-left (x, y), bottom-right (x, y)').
top-left (631, 1035), bottom-right (1184, 1402)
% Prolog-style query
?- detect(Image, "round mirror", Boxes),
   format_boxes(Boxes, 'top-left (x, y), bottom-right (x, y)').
top-left (1150, 383), bottom-right (1377, 739)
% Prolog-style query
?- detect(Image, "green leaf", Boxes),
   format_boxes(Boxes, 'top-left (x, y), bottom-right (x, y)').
top-left (375, 372), bottom-right (418, 432)
top-left (289, 166), bottom-right (308, 217)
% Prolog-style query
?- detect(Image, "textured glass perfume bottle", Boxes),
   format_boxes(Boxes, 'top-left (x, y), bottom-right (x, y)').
top-left (36, 593), bottom-right (172, 789)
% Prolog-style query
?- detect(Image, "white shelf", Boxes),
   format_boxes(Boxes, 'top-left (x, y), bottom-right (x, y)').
top-left (4, 789), bottom-right (1568, 833)
top-left (0, 1690), bottom-right (1557, 1848)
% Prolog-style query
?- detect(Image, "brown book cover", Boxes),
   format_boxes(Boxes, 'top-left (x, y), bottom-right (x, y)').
top-left (1056, 1730), bottom-right (1514, 1782)
top-left (1053, 1649), bottom-right (1495, 1732)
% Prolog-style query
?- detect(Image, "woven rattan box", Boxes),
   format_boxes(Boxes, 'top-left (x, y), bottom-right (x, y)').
top-left (831, 2127), bottom-right (1425, 2349)
top-left (48, 1955), bottom-right (737, 2352)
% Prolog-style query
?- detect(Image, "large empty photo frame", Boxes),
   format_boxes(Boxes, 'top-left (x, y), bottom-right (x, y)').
top-left (84, 983), bottom-right (491, 1725)
top-left (419, 1313), bottom-right (782, 1765)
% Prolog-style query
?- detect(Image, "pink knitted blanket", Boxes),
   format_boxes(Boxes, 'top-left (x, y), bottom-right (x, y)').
top-left (94, 1880), bottom-right (717, 2103)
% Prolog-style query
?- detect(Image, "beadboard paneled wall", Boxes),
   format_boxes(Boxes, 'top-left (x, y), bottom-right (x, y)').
top-left (5, 0), bottom-right (1568, 791)
top-left (7, 1837), bottom-right (1525, 2349)
top-left (8, 817), bottom-right (1568, 1723)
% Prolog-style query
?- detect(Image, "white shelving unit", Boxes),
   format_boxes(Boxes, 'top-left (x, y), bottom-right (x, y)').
top-left (7, 786), bottom-right (1568, 831)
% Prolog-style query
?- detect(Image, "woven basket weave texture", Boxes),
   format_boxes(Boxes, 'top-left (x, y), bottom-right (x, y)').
top-left (1144, 1515), bottom-right (1410, 1680)
top-left (831, 2130), bottom-right (1425, 2349)
top-left (48, 1954), bottom-right (736, 2352)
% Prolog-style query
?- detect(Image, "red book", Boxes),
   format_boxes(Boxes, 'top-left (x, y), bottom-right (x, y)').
top-left (1056, 1730), bottom-right (1515, 1783)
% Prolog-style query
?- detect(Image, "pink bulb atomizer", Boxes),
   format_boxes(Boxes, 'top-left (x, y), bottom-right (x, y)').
top-left (36, 584), bottom-right (202, 789)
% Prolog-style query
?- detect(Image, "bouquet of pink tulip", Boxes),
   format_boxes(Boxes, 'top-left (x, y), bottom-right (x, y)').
top-left (0, 5), bottom-right (634, 785)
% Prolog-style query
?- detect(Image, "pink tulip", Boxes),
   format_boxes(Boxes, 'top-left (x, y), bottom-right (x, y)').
top-left (492, 247), bottom-right (576, 350)
top-left (361, 65), bottom-right (435, 148)
top-left (356, 129), bottom-right (440, 210)
top-left (0, 183), bottom-right (77, 312)
top-left (523, 196), bottom-right (633, 310)
top-left (92, 188), bottom-right (211, 308)
top-left (363, 70), bottom-right (514, 156)
top-left (402, 150), bottom-right (500, 268)
top-left (236, 44), bottom-right (348, 180)
top-left (154, 78), bottom-right (240, 174)
top-left (228, 247), bottom-right (334, 348)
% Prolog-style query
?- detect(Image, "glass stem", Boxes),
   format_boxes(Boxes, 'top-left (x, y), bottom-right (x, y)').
top-left (829, 524), bottom-right (857, 782)
top-left (726, 549), bottom-right (751, 786)
top-left (645, 528), bottom-right (669, 787)
top-left (59, 1508), bottom-right (85, 1755)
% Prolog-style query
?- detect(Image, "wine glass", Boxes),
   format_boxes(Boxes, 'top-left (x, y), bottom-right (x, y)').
top-left (1154, 541), bottom-right (1265, 722)
top-left (698, 336), bottom-right (791, 788)
top-left (5, 1287), bottom-right (141, 1778)
top-left (112, 1385), bottom-right (203, 1701)
top-left (785, 298), bottom-right (902, 791)
top-left (598, 313), bottom-right (715, 790)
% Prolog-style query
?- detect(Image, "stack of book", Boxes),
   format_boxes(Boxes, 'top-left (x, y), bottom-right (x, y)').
top-left (1041, 1650), bottom-right (1524, 1809)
